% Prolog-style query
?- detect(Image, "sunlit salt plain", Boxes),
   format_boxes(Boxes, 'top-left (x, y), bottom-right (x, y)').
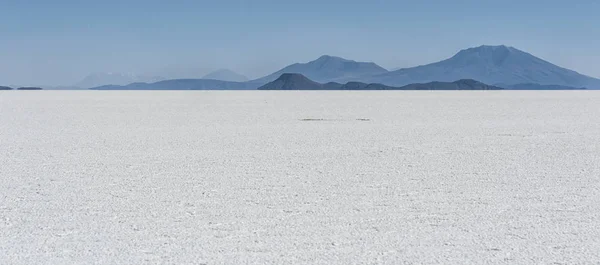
top-left (1, 91), bottom-right (599, 264)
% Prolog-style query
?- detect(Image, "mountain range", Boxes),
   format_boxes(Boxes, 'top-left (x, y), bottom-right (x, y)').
top-left (258, 73), bottom-right (504, 90)
top-left (94, 79), bottom-right (260, 90)
top-left (64, 45), bottom-right (600, 90)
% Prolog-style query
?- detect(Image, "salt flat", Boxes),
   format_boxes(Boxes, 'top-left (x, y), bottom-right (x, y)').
top-left (1, 91), bottom-right (599, 264)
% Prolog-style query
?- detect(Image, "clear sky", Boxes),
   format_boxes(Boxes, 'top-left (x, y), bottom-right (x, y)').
top-left (1, 0), bottom-right (599, 86)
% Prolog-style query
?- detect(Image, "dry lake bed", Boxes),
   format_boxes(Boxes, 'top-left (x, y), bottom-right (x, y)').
top-left (1, 91), bottom-right (599, 264)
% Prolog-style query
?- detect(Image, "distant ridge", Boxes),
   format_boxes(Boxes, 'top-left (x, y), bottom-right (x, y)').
top-left (254, 55), bottom-right (388, 84)
top-left (0, 86), bottom-right (12, 90)
top-left (258, 73), bottom-right (504, 90)
top-left (76, 72), bottom-right (165, 88)
top-left (92, 79), bottom-right (260, 90)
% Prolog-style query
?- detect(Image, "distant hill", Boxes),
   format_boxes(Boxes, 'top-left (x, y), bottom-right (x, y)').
top-left (76, 72), bottom-right (165, 88)
top-left (254, 55), bottom-right (388, 84)
top-left (92, 79), bottom-right (260, 90)
top-left (337, 82), bottom-right (398, 90)
top-left (503, 83), bottom-right (586, 90)
top-left (0, 86), bottom-right (12, 90)
top-left (202, 69), bottom-right (249, 82)
top-left (258, 73), bottom-right (504, 90)
top-left (372, 45), bottom-right (600, 89)
top-left (402, 79), bottom-right (503, 90)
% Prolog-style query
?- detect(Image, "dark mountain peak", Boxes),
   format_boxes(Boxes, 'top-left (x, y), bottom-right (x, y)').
top-left (257, 73), bottom-right (324, 90)
top-left (278, 73), bottom-right (313, 82)
top-left (452, 79), bottom-right (496, 88)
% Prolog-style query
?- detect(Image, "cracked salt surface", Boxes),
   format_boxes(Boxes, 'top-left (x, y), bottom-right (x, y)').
top-left (1, 91), bottom-right (599, 264)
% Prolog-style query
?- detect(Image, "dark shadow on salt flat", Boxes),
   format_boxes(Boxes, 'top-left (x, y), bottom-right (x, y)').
top-left (299, 118), bottom-right (371, 122)
top-left (497, 133), bottom-right (531, 137)
top-left (300, 118), bottom-right (333, 121)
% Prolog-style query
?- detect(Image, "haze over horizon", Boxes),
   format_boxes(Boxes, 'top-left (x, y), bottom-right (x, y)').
top-left (1, 0), bottom-right (599, 87)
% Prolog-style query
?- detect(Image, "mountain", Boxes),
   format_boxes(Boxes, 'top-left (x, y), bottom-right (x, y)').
top-left (0, 86), bottom-right (12, 90)
top-left (202, 69), bottom-right (249, 82)
top-left (254, 55), bottom-right (388, 84)
top-left (91, 79), bottom-right (260, 90)
top-left (371, 45), bottom-right (600, 89)
top-left (258, 73), bottom-right (504, 90)
top-left (76, 72), bottom-right (165, 88)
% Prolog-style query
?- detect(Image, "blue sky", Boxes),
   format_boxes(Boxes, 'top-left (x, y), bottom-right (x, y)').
top-left (1, 0), bottom-right (599, 86)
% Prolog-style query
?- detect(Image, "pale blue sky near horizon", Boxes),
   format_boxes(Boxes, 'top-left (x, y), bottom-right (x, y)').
top-left (1, 0), bottom-right (599, 86)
